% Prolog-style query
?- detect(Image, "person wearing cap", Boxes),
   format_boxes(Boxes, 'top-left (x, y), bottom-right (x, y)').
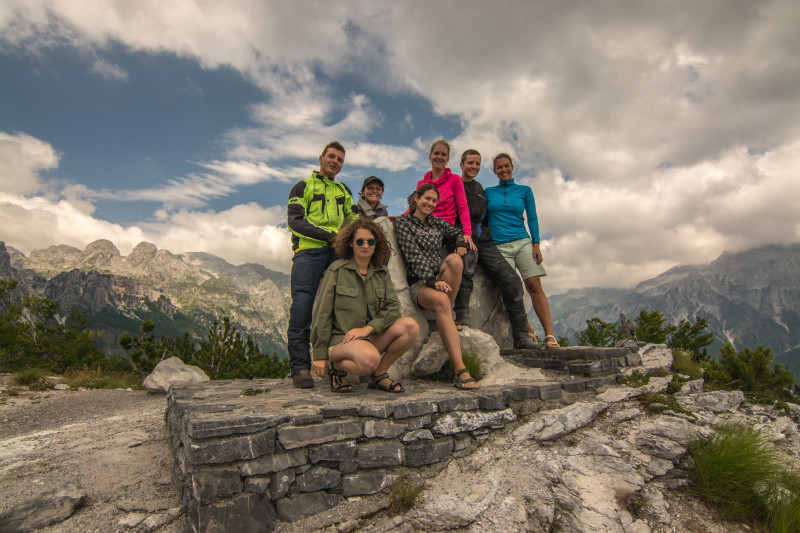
top-left (355, 176), bottom-right (389, 218)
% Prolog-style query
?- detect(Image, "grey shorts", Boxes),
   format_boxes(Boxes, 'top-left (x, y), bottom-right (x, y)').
top-left (409, 280), bottom-right (425, 305)
top-left (496, 238), bottom-right (547, 279)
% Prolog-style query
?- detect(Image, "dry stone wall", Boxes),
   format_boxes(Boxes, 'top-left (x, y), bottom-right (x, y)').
top-left (166, 366), bottom-right (629, 532)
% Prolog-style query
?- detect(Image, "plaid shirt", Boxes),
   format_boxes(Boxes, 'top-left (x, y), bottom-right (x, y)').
top-left (395, 213), bottom-right (466, 287)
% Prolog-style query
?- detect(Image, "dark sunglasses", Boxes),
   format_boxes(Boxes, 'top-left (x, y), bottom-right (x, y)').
top-left (355, 238), bottom-right (377, 247)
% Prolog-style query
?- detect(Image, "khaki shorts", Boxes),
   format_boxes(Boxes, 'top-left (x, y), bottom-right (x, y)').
top-left (496, 238), bottom-right (547, 279)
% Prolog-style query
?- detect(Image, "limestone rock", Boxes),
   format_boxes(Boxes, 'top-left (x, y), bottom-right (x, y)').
top-left (0, 481), bottom-right (87, 533)
top-left (143, 356), bottom-right (209, 393)
top-left (675, 390), bottom-right (746, 413)
top-left (375, 217), bottom-right (520, 381)
top-left (638, 344), bottom-right (673, 373)
top-left (513, 401), bottom-right (608, 441)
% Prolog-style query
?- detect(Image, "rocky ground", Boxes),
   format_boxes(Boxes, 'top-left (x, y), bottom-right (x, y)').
top-left (2, 367), bottom-right (798, 532)
top-left (0, 376), bottom-right (186, 532)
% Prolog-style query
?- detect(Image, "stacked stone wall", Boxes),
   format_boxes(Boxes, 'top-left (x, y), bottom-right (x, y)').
top-left (167, 375), bottom-right (619, 532)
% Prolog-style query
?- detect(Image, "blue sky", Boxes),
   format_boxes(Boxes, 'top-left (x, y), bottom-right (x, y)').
top-left (1, 1), bottom-right (799, 294)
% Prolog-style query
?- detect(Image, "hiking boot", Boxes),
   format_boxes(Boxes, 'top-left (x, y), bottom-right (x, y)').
top-left (292, 369), bottom-right (314, 389)
top-left (513, 335), bottom-right (537, 350)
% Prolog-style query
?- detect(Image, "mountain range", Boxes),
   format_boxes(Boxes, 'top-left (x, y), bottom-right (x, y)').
top-left (549, 243), bottom-right (800, 377)
top-left (0, 240), bottom-right (290, 357)
top-left (2, 239), bottom-right (798, 378)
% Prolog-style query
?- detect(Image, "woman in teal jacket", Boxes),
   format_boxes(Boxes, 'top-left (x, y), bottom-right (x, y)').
top-left (485, 153), bottom-right (559, 348)
top-left (310, 218), bottom-right (419, 392)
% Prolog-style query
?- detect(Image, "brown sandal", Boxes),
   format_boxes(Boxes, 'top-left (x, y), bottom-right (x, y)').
top-left (369, 372), bottom-right (404, 393)
top-left (328, 360), bottom-right (353, 393)
top-left (454, 368), bottom-right (479, 390)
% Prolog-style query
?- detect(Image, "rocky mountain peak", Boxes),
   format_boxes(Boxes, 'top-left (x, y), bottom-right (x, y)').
top-left (125, 242), bottom-right (158, 268)
top-left (79, 239), bottom-right (121, 269)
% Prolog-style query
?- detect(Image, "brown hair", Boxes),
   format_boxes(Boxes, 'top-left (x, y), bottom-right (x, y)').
top-left (321, 141), bottom-right (346, 157)
top-left (428, 139), bottom-right (451, 157)
top-left (460, 149), bottom-right (481, 165)
top-left (408, 182), bottom-right (440, 213)
top-left (492, 152), bottom-right (514, 169)
top-left (334, 218), bottom-right (391, 268)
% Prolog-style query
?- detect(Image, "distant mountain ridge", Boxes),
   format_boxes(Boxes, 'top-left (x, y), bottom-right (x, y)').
top-left (549, 243), bottom-right (800, 375)
top-left (1, 240), bottom-right (290, 357)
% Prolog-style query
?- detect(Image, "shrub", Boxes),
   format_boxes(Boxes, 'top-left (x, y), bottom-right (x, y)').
top-left (689, 423), bottom-right (800, 530)
top-left (705, 344), bottom-right (796, 403)
top-left (12, 368), bottom-right (52, 390)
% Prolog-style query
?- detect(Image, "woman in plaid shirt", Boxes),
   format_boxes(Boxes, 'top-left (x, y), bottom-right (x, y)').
top-left (395, 183), bottom-right (479, 390)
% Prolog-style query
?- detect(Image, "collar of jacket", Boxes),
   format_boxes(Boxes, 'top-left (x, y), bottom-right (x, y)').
top-left (342, 256), bottom-right (386, 273)
top-left (423, 168), bottom-right (454, 186)
top-left (499, 178), bottom-right (516, 187)
top-left (312, 171), bottom-right (335, 181)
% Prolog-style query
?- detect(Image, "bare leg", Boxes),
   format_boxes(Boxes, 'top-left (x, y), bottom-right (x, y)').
top-left (370, 317), bottom-right (420, 386)
top-left (524, 276), bottom-right (556, 344)
top-left (417, 285), bottom-right (478, 388)
top-left (438, 253), bottom-right (463, 306)
top-left (329, 340), bottom-right (381, 376)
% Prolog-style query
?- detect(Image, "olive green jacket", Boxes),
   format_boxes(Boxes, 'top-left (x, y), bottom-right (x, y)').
top-left (310, 258), bottom-right (401, 361)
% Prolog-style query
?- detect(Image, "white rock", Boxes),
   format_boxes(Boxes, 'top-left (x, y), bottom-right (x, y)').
top-left (142, 356), bottom-right (209, 393)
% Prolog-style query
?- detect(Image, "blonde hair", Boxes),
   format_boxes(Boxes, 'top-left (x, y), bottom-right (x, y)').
top-left (429, 139), bottom-right (451, 157)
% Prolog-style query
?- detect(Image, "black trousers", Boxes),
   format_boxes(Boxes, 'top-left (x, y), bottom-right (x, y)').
top-left (453, 237), bottom-right (527, 333)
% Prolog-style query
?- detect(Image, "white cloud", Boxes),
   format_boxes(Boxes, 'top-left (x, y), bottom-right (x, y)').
top-left (89, 58), bottom-right (128, 81)
top-left (1, 1), bottom-right (798, 293)
top-left (0, 132), bottom-right (60, 194)
top-left (0, 192), bottom-right (293, 272)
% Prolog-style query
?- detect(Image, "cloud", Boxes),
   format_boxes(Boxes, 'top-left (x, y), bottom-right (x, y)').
top-left (89, 58), bottom-right (128, 81)
top-left (0, 192), bottom-right (293, 272)
top-left (0, 132), bottom-right (60, 194)
top-left (1, 1), bottom-right (798, 294)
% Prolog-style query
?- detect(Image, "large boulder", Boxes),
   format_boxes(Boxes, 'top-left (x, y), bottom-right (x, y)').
top-left (377, 218), bottom-right (524, 384)
top-left (143, 356), bottom-right (210, 393)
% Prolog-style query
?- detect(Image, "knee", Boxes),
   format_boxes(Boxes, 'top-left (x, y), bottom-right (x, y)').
top-left (364, 353), bottom-right (381, 374)
top-left (401, 317), bottom-right (420, 338)
top-left (445, 254), bottom-right (463, 273)
top-left (431, 293), bottom-right (451, 313)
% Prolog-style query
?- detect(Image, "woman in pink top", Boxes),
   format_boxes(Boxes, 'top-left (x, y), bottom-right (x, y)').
top-left (416, 139), bottom-right (476, 251)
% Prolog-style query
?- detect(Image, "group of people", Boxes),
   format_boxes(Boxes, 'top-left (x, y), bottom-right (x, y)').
top-left (285, 140), bottom-right (558, 393)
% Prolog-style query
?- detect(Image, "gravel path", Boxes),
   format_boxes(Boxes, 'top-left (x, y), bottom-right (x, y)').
top-left (0, 378), bottom-right (185, 532)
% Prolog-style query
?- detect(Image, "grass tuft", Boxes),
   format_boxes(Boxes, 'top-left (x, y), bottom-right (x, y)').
top-left (689, 423), bottom-right (800, 530)
top-left (619, 370), bottom-right (649, 388)
top-left (63, 367), bottom-right (143, 390)
top-left (672, 349), bottom-right (703, 379)
top-left (389, 475), bottom-right (423, 515)
top-left (616, 489), bottom-right (648, 518)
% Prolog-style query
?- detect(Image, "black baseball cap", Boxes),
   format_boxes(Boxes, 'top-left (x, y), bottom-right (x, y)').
top-left (361, 175), bottom-right (384, 193)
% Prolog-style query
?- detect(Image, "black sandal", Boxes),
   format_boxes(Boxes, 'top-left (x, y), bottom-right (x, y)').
top-left (328, 360), bottom-right (353, 393)
top-left (368, 372), bottom-right (404, 393)
top-left (454, 368), bottom-right (479, 390)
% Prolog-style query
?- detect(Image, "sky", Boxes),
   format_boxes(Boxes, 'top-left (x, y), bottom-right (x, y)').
top-left (1, 0), bottom-right (798, 295)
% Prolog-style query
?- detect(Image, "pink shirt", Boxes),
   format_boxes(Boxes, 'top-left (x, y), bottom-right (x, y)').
top-left (416, 168), bottom-right (472, 236)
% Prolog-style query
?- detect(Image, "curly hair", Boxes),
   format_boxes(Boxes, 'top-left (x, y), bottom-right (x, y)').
top-left (333, 218), bottom-right (392, 268)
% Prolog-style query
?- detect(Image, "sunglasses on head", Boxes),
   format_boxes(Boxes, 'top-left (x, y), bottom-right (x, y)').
top-left (355, 238), bottom-right (377, 247)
